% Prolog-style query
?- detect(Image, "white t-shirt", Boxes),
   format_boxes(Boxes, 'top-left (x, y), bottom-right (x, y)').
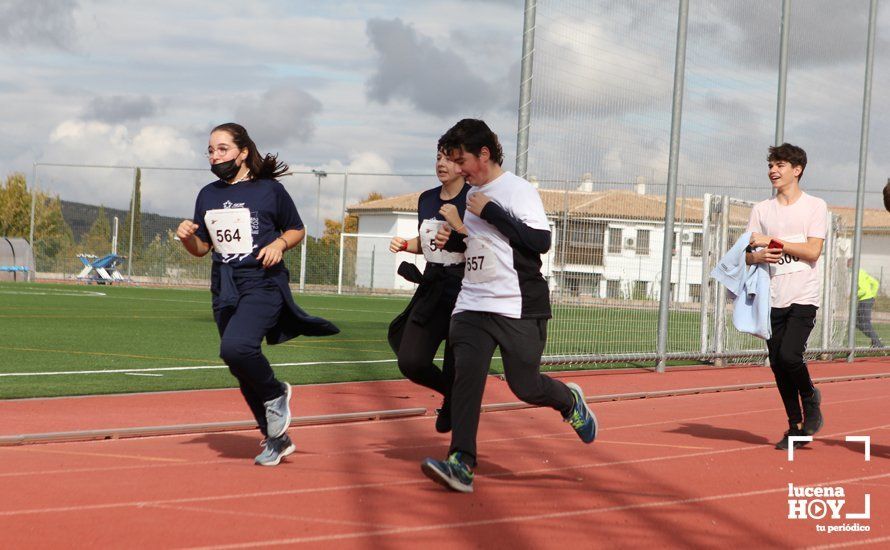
top-left (746, 192), bottom-right (828, 308)
top-left (453, 171), bottom-right (551, 319)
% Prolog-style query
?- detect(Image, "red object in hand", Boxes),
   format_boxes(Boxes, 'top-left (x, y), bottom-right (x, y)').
top-left (768, 239), bottom-right (784, 250)
top-left (400, 241), bottom-right (409, 251)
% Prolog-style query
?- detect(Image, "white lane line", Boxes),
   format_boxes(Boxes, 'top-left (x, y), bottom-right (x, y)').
top-left (3, 423), bottom-right (885, 517)
top-left (184, 472), bottom-right (890, 549)
top-left (0, 290), bottom-right (106, 297)
top-left (144, 502), bottom-right (402, 530)
top-left (0, 359), bottom-right (400, 377)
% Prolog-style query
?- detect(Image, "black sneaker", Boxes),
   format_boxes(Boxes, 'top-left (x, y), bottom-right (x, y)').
top-left (421, 452), bottom-right (474, 493)
top-left (801, 387), bottom-right (823, 436)
top-left (775, 426), bottom-right (809, 451)
top-left (435, 397), bottom-right (452, 434)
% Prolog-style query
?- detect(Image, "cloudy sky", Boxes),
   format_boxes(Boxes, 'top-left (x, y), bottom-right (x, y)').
top-left (2, 0), bottom-right (888, 234)
top-left (0, 0), bottom-right (524, 226)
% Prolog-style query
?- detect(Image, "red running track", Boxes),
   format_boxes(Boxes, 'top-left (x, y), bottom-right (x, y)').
top-left (3, 360), bottom-right (889, 437)
top-left (0, 362), bottom-right (888, 548)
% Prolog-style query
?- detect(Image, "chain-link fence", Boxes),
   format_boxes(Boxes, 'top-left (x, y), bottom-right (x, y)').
top-left (25, 164), bottom-right (434, 290)
top-left (518, 0), bottom-right (889, 366)
top-left (11, 0), bottom-right (890, 368)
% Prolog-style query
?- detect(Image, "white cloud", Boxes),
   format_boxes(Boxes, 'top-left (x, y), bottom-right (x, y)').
top-left (42, 120), bottom-right (201, 214)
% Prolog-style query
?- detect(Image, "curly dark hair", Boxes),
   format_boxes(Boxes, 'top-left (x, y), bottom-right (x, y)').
top-left (437, 119), bottom-right (504, 166)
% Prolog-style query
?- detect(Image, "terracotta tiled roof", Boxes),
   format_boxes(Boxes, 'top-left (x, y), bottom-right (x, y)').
top-left (348, 189), bottom-right (890, 231)
top-left (827, 206), bottom-right (890, 232)
top-left (348, 192), bottom-right (422, 214)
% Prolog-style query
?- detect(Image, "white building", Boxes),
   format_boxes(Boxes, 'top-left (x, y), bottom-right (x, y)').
top-left (346, 188), bottom-right (890, 299)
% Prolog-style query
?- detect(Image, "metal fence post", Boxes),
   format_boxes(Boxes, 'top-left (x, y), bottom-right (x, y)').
top-left (515, 0), bottom-right (537, 179)
top-left (29, 163), bottom-right (38, 250)
top-left (655, 0), bottom-right (689, 373)
top-left (341, 170), bottom-right (349, 226)
top-left (337, 232), bottom-right (345, 295)
top-left (847, 0), bottom-right (878, 361)
top-left (713, 195), bottom-right (730, 366)
top-left (820, 210), bottom-right (834, 355)
top-left (775, 0), bottom-right (791, 146)
top-left (126, 168), bottom-right (137, 281)
top-left (299, 238), bottom-right (307, 292)
top-left (699, 193), bottom-right (712, 354)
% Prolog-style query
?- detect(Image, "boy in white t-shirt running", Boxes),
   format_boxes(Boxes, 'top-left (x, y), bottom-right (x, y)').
top-left (745, 143), bottom-right (827, 451)
top-left (419, 119), bottom-right (598, 493)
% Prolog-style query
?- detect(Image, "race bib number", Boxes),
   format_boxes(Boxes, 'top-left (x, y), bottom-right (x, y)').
top-left (419, 219), bottom-right (464, 265)
top-left (464, 237), bottom-right (497, 283)
top-left (204, 208), bottom-right (254, 255)
top-left (769, 234), bottom-right (809, 277)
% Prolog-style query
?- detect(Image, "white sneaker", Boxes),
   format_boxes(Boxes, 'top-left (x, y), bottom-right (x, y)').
top-left (255, 434), bottom-right (296, 466)
top-left (264, 382), bottom-right (292, 439)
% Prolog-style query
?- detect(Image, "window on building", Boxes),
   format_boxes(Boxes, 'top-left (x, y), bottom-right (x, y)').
top-left (691, 232), bottom-right (703, 257)
top-left (606, 279), bottom-right (621, 299)
top-left (559, 220), bottom-right (605, 266)
top-left (636, 230), bottom-right (650, 255)
top-left (589, 273), bottom-right (603, 297)
top-left (689, 283), bottom-right (701, 303)
top-left (632, 280), bottom-right (648, 300)
top-left (608, 228), bottom-right (622, 254)
top-left (671, 231), bottom-right (679, 256)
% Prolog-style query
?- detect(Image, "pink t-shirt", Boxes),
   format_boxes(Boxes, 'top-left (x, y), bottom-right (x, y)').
top-left (746, 192), bottom-right (828, 308)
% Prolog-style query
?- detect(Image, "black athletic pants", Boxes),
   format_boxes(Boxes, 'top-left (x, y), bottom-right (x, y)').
top-left (767, 303), bottom-right (818, 426)
top-left (214, 283), bottom-right (287, 437)
top-left (397, 304), bottom-right (454, 399)
top-left (448, 311), bottom-right (575, 464)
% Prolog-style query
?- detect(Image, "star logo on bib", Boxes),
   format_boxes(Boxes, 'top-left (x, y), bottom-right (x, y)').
top-left (222, 200), bottom-right (233, 209)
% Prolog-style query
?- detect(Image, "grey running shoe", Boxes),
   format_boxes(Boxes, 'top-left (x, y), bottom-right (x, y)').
top-left (264, 382), bottom-right (292, 439)
top-left (255, 434), bottom-right (296, 466)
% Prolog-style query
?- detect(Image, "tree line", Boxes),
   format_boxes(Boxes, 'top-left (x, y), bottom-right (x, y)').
top-left (1, 172), bottom-right (383, 285)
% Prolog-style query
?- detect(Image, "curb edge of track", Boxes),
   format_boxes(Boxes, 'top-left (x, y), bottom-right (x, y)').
top-left (3, 373), bottom-right (888, 446)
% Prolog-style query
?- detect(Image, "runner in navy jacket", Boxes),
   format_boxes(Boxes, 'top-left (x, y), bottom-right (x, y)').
top-left (388, 147), bottom-right (469, 433)
top-left (177, 123), bottom-right (338, 467)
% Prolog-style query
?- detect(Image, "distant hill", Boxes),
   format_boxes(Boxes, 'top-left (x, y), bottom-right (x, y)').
top-left (61, 200), bottom-right (182, 243)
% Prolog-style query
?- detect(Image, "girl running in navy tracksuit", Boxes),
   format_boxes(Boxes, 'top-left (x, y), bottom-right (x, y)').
top-left (176, 123), bottom-right (339, 466)
top-left (388, 146), bottom-right (469, 433)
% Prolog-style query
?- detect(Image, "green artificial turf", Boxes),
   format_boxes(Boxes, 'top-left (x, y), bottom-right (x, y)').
top-left (1, 281), bottom-right (886, 399)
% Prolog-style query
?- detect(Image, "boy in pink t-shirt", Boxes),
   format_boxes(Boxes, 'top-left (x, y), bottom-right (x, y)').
top-left (746, 143), bottom-right (827, 451)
